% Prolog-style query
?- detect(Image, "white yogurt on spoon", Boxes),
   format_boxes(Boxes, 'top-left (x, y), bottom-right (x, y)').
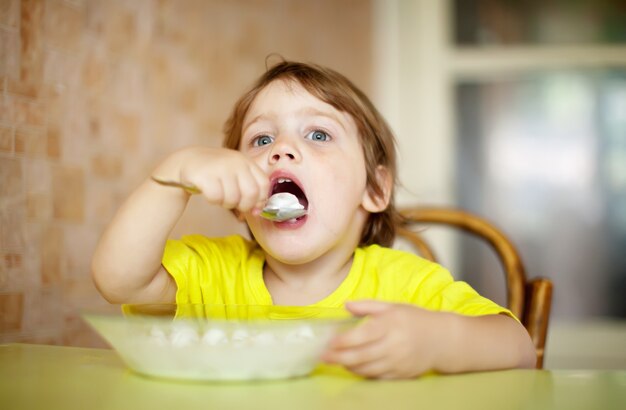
top-left (265, 193), bottom-right (304, 211)
top-left (262, 193), bottom-right (306, 221)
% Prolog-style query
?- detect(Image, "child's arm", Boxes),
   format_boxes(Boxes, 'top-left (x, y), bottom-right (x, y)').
top-left (323, 300), bottom-right (536, 379)
top-left (91, 146), bottom-right (268, 304)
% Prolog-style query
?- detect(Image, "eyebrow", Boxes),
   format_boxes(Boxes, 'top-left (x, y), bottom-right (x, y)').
top-left (242, 107), bottom-right (348, 134)
top-left (298, 107), bottom-right (348, 132)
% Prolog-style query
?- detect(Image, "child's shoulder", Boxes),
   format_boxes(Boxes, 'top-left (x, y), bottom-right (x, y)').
top-left (355, 244), bottom-right (456, 298)
top-left (358, 243), bottom-right (443, 273)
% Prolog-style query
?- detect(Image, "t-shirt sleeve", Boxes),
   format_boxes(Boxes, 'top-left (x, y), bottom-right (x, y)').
top-left (409, 263), bottom-right (518, 322)
top-left (162, 235), bottom-right (211, 304)
top-left (161, 234), bottom-right (258, 305)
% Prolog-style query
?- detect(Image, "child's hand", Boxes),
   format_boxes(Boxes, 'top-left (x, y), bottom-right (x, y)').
top-left (164, 147), bottom-right (269, 213)
top-left (322, 300), bottom-right (456, 379)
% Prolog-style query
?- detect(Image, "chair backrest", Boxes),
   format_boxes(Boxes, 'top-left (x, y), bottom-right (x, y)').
top-left (397, 207), bottom-right (553, 369)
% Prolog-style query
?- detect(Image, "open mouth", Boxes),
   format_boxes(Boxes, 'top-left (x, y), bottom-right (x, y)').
top-left (270, 177), bottom-right (309, 211)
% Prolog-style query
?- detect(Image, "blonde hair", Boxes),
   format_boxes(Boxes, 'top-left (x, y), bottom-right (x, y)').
top-left (223, 60), bottom-right (399, 247)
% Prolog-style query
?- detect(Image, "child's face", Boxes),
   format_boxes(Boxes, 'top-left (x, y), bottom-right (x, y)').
top-left (239, 79), bottom-right (374, 263)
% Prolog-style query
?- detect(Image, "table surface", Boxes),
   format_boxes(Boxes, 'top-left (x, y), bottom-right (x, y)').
top-left (1, 344), bottom-right (625, 410)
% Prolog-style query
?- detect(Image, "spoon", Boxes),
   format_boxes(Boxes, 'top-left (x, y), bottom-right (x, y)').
top-left (260, 207), bottom-right (307, 222)
top-left (151, 176), bottom-right (202, 195)
top-left (151, 176), bottom-right (307, 222)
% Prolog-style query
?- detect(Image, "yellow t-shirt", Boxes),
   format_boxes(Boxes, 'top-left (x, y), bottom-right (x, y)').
top-left (162, 234), bottom-right (513, 319)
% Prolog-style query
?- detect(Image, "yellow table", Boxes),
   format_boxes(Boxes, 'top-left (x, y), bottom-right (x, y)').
top-left (1, 344), bottom-right (625, 410)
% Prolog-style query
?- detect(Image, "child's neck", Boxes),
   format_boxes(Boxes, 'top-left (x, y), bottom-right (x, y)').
top-left (263, 249), bottom-right (355, 306)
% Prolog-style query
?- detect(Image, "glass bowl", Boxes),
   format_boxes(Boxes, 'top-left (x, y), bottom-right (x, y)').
top-left (82, 304), bottom-right (358, 382)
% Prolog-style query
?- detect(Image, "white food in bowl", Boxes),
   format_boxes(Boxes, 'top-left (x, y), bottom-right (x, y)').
top-left (83, 305), bottom-right (356, 381)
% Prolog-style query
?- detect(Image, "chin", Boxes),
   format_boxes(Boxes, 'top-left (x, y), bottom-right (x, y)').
top-left (257, 237), bottom-right (324, 264)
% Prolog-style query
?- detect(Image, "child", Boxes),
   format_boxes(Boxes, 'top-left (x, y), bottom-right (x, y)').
top-left (92, 60), bottom-right (536, 379)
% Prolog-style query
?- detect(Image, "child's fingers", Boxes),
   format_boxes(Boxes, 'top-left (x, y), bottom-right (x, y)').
top-left (345, 300), bottom-right (392, 317)
top-left (323, 337), bottom-right (385, 367)
top-left (236, 171), bottom-right (263, 212)
top-left (198, 180), bottom-right (224, 205)
top-left (219, 176), bottom-right (242, 209)
top-left (329, 318), bottom-right (386, 350)
top-left (248, 163), bottom-right (270, 202)
top-left (345, 358), bottom-right (393, 379)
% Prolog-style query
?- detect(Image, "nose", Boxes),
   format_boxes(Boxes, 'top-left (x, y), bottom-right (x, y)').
top-left (268, 137), bottom-right (301, 164)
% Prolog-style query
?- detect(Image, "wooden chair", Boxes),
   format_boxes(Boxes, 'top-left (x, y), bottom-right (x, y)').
top-left (397, 207), bottom-right (553, 369)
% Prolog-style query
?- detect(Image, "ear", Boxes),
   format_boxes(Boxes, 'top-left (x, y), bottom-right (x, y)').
top-left (361, 165), bottom-right (392, 213)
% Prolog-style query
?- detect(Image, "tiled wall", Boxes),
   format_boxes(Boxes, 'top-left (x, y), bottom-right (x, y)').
top-left (0, 0), bottom-right (372, 347)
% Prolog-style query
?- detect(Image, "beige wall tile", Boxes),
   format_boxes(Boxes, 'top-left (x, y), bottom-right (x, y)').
top-left (0, 157), bottom-right (22, 197)
top-left (91, 153), bottom-right (122, 179)
top-left (0, 202), bottom-right (27, 251)
top-left (23, 159), bottom-right (51, 193)
top-left (0, 27), bottom-right (20, 79)
top-left (7, 79), bottom-right (41, 98)
top-left (102, 7), bottom-right (138, 56)
top-left (20, 0), bottom-right (45, 85)
top-left (84, 180), bottom-right (119, 224)
top-left (15, 126), bottom-right (47, 157)
top-left (20, 285), bottom-right (63, 332)
top-left (52, 165), bottom-right (84, 222)
top-left (0, 99), bottom-right (12, 125)
top-left (43, 49), bottom-right (77, 86)
top-left (4, 253), bottom-right (22, 269)
top-left (40, 83), bottom-right (66, 128)
top-left (0, 263), bottom-right (7, 289)
top-left (114, 113), bottom-right (140, 151)
top-left (40, 224), bottom-right (62, 285)
top-left (20, 224), bottom-right (43, 288)
top-left (0, 292), bottom-right (24, 331)
top-left (80, 46), bottom-right (108, 94)
top-left (0, 125), bottom-right (13, 152)
top-left (0, 203), bottom-right (27, 250)
top-left (13, 98), bottom-right (46, 127)
top-left (63, 225), bottom-right (98, 279)
top-left (43, 0), bottom-right (84, 51)
top-left (46, 126), bottom-right (60, 158)
top-left (26, 192), bottom-right (52, 220)
top-left (0, 0), bottom-right (20, 29)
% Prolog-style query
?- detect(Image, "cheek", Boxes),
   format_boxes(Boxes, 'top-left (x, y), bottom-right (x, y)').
top-left (318, 158), bottom-right (368, 208)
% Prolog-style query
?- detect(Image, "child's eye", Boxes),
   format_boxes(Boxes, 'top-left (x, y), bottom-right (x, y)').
top-left (305, 130), bottom-right (331, 142)
top-left (252, 135), bottom-right (274, 147)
